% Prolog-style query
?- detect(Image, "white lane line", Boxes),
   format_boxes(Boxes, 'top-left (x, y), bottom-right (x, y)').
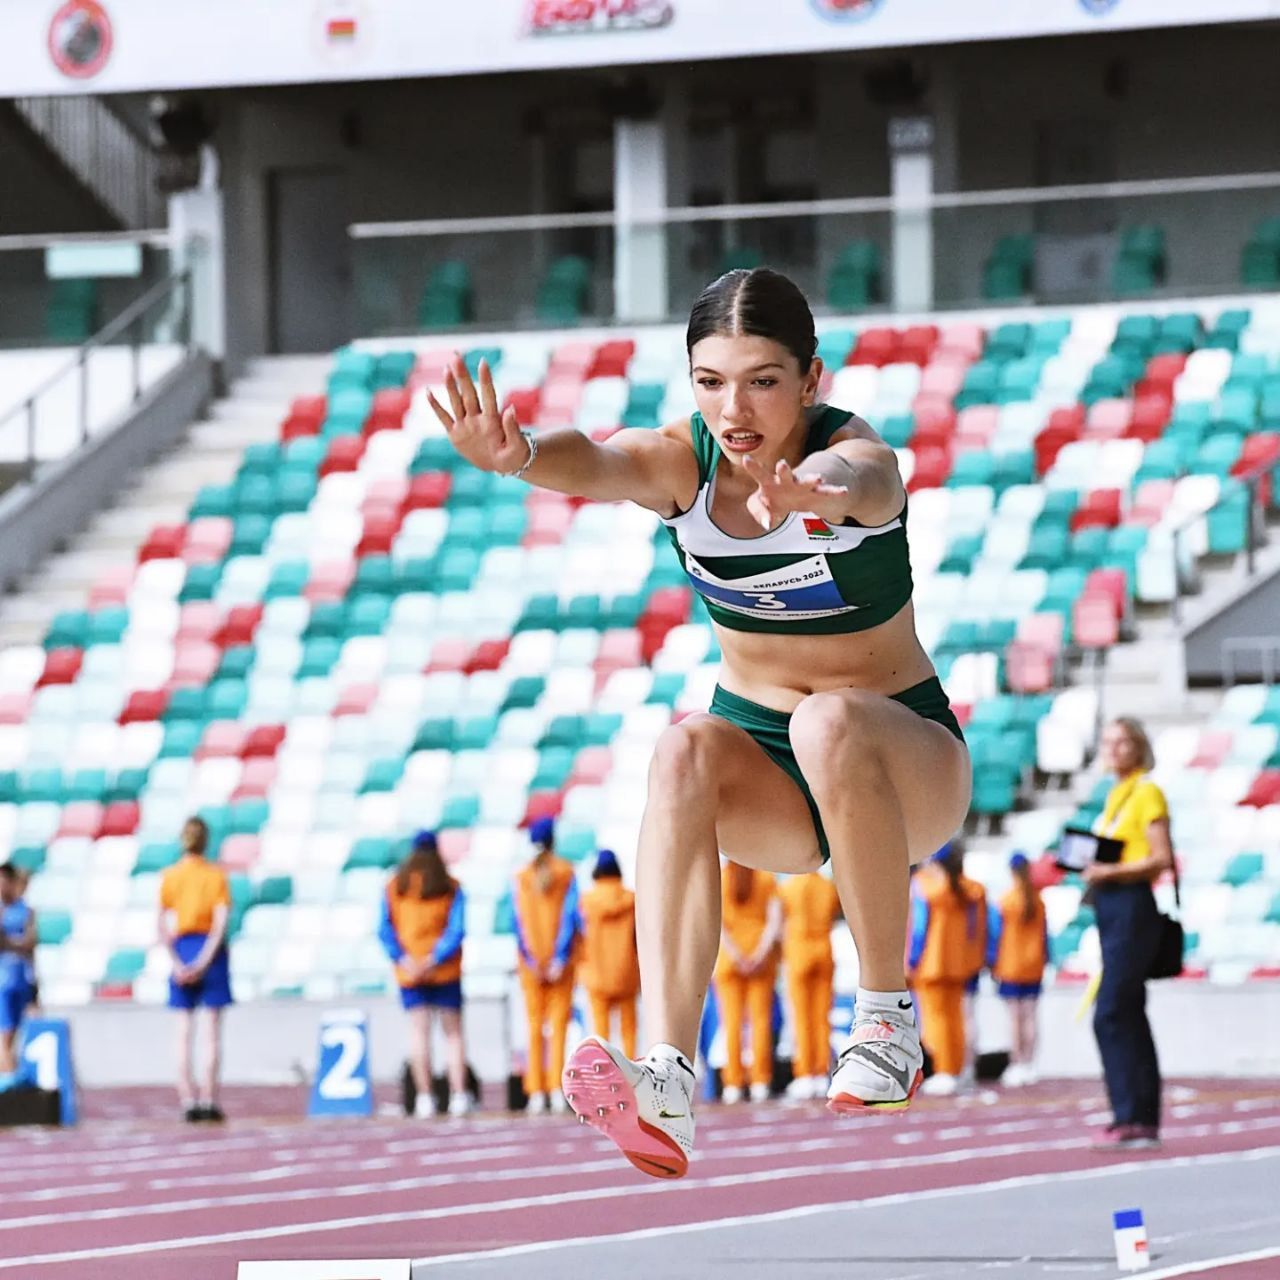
top-left (0, 1133), bottom-right (1110, 1230)
top-left (409, 1146), bottom-right (1280, 1271)
top-left (2, 1112), bottom-right (1278, 1233)
top-left (1, 1140), bottom-right (1277, 1272)
top-left (1137, 1246), bottom-right (1280, 1278)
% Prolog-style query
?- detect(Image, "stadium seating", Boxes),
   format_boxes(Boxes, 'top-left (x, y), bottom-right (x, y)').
top-left (9, 297), bottom-right (1280, 1006)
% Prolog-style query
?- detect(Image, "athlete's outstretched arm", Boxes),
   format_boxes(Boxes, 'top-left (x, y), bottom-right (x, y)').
top-left (741, 415), bottom-right (905, 530)
top-left (427, 354), bottom-right (694, 515)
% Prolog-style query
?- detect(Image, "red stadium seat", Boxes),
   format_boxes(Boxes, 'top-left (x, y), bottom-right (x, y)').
top-left (1127, 393), bottom-right (1172, 442)
top-left (954, 405), bottom-right (999, 451)
top-left (898, 324), bottom-right (940, 366)
top-left (465, 639), bottom-right (510, 674)
top-left (38, 649), bottom-right (82, 686)
top-left (935, 323), bottom-right (985, 362)
top-left (906, 446), bottom-right (950, 491)
top-left (641, 587), bottom-right (691, 627)
top-left (119, 689), bottom-right (168, 724)
top-left (588, 340), bottom-right (635, 379)
top-left (549, 341), bottom-right (596, 378)
top-left (319, 437), bottom-right (365, 478)
top-left (280, 395), bottom-right (326, 441)
top-left (1240, 770), bottom-right (1280, 808)
top-left (177, 602), bottom-right (223, 643)
top-left (917, 362), bottom-right (969, 401)
top-left (847, 328), bottom-right (899, 367)
top-left (911, 398), bottom-right (957, 440)
top-left (139, 524), bottom-right (186, 563)
top-left (522, 790), bottom-right (565, 826)
top-left (1085, 568), bottom-right (1129, 618)
top-left (1070, 489), bottom-right (1123, 532)
top-left (364, 389), bottom-right (410, 436)
top-left (504, 389), bottom-right (542, 422)
top-left (241, 725), bottom-right (286, 758)
top-left (1143, 352), bottom-right (1187, 389)
top-left (217, 605), bottom-right (263, 649)
top-left (403, 472), bottom-right (452, 511)
top-left (1085, 399), bottom-right (1132, 440)
top-left (99, 801), bottom-right (141, 837)
top-left (595, 629), bottom-right (643, 667)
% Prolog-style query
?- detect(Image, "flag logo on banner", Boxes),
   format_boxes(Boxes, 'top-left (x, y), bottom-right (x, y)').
top-left (313, 2), bottom-right (370, 64)
top-left (47, 0), bottom-right (114, 80)
top-left (809, 0), bottom-right (885, 24)
top-left (525, 0), bottom-right (675, 38)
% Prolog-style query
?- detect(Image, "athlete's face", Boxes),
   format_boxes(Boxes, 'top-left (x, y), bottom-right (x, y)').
top-left (689, 335), bottom-right (822, 465)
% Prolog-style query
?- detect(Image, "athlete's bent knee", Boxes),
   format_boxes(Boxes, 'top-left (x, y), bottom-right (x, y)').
top-left (789, 690), bottom-right (883, 782)
top-left (648, 714), bottom-right (729, 800)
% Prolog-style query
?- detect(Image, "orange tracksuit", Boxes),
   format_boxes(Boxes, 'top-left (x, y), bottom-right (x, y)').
top-left (907, 865), bottom-right (988, 1076)
top-left (513, 856), bottom-right (580, 1095)
top-left (379, 873), bottom-right (465, 987)
top-left (779, 874), bottom-right (840, 1080)
top-left (993, 887), bottom-right (1049, 994)
top-left (579, 879), bottom-right (640, 1059)
top-left (714, 868), bottom-right (779, 1091)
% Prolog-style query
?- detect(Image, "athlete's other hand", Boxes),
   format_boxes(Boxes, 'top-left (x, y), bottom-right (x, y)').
top-left (741, 455), bottom-right (847, 531)
top-left (426, 353), bottom-right (531, 475)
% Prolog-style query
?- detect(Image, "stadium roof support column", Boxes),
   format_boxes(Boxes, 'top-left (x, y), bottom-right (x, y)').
top-left (614, 103), bottom-right (673, 323)
top-left (889, 114), bottom-right (935, 313)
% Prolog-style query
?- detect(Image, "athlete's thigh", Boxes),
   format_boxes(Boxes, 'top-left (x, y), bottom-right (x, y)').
top-left (792, 690), bottom-right (971, 864)
top-left (687, 715), bottom-right (823, 875)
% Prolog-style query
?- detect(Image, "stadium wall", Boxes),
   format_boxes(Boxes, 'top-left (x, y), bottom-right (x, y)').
top-left (60, 984), bottom-right (1280, 1088)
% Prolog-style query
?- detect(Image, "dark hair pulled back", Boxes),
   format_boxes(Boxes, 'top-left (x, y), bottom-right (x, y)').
top-left (686, 267), bottom-right (817, 371)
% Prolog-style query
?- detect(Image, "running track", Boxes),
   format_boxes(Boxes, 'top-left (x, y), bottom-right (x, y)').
top-left (2, 1080), bottom-right (1278, 1279)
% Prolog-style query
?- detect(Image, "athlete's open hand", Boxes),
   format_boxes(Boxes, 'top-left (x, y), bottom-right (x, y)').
top-left (741, 455), bottom-right (848, 531)
top-left (426, 353), bottom-right (531, 475)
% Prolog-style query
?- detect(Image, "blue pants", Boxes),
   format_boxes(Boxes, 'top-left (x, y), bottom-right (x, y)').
top-left (1092, 884), bottom-right (1162, 1129)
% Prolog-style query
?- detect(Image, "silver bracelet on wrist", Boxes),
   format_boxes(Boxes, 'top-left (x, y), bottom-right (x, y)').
top-left (503, 428), bottom-right (538, 479)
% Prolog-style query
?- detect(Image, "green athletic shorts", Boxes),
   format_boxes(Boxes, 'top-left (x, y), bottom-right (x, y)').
top-left (707, 676), bottom-right (965, 864)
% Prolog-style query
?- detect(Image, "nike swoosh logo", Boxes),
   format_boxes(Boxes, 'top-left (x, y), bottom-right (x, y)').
top-left (839, 1044), bottom-right (914, 1095)
top-left (657, 1109), bottom-right (687, 1120)
top-left (897, 999), bottom-right (913, 1011)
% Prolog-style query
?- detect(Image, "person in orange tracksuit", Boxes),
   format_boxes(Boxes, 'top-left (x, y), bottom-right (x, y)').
top-left (579, 849), bottom-right (640, 1059)
top-left (158, 816), bottom-right (232, 1124)
top-left (992, 851), bottom-right (1049, 1087)
top-left (907, 842), bottom-right (988, 1097)
top-left (378, 830), bottom-right (470, 1118)
top-left (714, 862), bottom-right (783, 1103)
top-left (779, 870), bottom-right (841, 1100)
top-left (513, 818), bottom-right (580, 1115)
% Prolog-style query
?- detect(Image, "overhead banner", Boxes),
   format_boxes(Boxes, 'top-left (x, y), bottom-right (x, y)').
top-left (1, 0), bottom-right (1278, 97)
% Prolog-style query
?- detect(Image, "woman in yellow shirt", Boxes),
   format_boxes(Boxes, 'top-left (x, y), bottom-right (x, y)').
top-left (1083, 717), bottom-right (1174, 1152)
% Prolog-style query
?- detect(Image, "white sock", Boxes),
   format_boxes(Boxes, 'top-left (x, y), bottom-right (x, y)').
top-left (646, 1043), bottom-right (696, 1079)
top-left (856, 987), bottom-right (916, 1023)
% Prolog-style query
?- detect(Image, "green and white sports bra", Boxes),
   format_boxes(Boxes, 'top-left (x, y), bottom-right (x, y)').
top-left (659, 406), bottom-right (913, 636)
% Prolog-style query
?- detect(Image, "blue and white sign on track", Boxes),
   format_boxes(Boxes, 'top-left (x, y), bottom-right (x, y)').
top-left (308, 1008), bottom-right (374, 1118)
top-left (18, 1017), bottom-right (77, 1125)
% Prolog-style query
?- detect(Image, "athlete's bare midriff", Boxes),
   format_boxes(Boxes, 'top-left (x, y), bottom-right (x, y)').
top-left (711, 600), bottom-right (937, 714)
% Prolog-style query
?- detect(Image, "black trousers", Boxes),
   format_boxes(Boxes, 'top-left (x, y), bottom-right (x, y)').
top-left (1092, 883), bottom-right (1163, 1129)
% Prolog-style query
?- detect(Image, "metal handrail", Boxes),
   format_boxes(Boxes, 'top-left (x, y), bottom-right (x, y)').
top-left (0, 271), bottom-right (193, 480)
top-left (1168, 454), bottom-right (1277, 624)
top-left (351, 168), bottom-right (1280, 239)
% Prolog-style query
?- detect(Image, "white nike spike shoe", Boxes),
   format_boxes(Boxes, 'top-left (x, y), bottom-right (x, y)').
top-left (562, 1036), bottom-right (695, 1179)
top-left (827, 1005), bottom-right (924, 1114)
